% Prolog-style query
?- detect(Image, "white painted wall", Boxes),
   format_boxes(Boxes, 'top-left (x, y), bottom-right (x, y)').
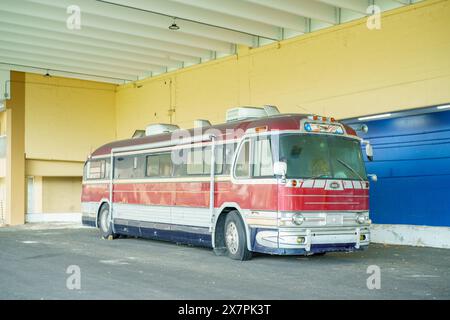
top-left (26, 213), bottom-right (81, 223)
top-left (371, 224), bottom-right (450, 249)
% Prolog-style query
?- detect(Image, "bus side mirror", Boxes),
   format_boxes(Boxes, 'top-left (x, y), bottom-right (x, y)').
top-left (273, 161), bottom-right (287, 177)
top-left (365, 143), bottom-right (374, 162)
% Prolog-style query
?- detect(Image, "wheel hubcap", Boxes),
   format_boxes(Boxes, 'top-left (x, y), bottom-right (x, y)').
top-left (225, 222), bottom-right (239, 254)
top-left (100, 209), bottom-right (110, 233)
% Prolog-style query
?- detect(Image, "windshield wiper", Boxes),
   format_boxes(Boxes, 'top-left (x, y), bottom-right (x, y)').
top-left (336, 158), bottom-right (364, 182)
top-left (301, 173), bottom-right (331, 184)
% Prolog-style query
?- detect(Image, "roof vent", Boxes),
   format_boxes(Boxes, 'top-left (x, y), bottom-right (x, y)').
top-left (145, 123), bottom-right (180, 136)
top-left (226, 106), bottom-right (280, 122)
top-left (263, 105), bottom-right (280, 116)
top-left (132, 130), bottom-right (145, 139)
top-left (194, 119), bottom-right (211, 128)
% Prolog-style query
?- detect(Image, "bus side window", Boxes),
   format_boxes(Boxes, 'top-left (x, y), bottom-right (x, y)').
top-left (159, 153), bottom-right (173, 177)
top-left (87, 159), bottom-right (106, 180)
top-left (172, 148), bottom-right (187, 177)
top-left (253, 137), bottom-right (274, 177)
top-left (204, 145), bottom-right (224, 175)
top-left (146, 153), bottom-right (173, 177)
top-left (115, 157), bottom-right (131, 179)
top-left (223, 143), bottom-right (237, 175)
top-left (235, 140), bottom-right (250, 178)
top-left (146, 155), bottom-right (160, 177)
top-left (83, 162), bottom-right (88, 180)
top-left (187, 148), bottom-right (204, 175)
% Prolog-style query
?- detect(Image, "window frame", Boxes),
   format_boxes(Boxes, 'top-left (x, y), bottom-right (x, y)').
top-left (251, 136), bottom-right (275, 178)
top-left (86, 159), bottom-right (106, 180)
top-left (278, 133), bottom-right (368, 181)
top-left (233, 138), bottom-right (252, 179)
top-left (184, 146), bottom-right (224, 176)
top-left (145, 152), bottom-right (174, 178)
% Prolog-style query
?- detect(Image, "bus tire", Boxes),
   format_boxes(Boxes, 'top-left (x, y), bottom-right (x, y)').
top-left (224, 211), bottom-right (252, 261)
top-left (98, 204), bottom-right (116, 240)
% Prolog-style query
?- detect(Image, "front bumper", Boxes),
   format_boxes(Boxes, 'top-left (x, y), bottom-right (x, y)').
top-left (251, 226), bottom-right (370, 255)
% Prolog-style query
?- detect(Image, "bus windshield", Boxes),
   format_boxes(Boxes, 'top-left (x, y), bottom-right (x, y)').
top-left (278, 133), bottom-right (367, 180)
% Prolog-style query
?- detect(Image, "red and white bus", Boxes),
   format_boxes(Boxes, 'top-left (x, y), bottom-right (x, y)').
top-left (82, 106), bottom-right (374, 260)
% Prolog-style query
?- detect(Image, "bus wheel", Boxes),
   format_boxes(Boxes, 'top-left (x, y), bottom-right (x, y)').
top-left (225, 211), bottom-right (252, 261)
top-left (98, 204), bottom-right (116, 240)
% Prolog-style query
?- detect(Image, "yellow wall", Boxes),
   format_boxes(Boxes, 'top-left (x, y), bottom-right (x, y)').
top-left (25, 73), bottom-right (117, 162)
top-left (42, 177), bottom-right (82, 213)
top-left (21, 73), bottom-right (116, 216)
top-left (115, 0), bottom-right (450, 138)
top-left (26, 159), bottom-right (84, 177)
top-left (0, 112), bottom-right (6, 178)
top-left (0, 112), bottom-right (6, 136)
top-left (0, 178), bottom-right (6, 224)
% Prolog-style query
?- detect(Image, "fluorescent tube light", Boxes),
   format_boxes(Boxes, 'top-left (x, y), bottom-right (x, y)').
top-left (358, 113), bottom-right (392, 121)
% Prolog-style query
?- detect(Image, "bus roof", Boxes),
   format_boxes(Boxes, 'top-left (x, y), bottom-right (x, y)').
top-left (90, 114), bottom-right (357, 157)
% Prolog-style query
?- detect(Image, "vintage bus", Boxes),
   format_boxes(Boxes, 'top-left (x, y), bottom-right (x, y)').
top-left (81, 106), bottom-right (374, 260)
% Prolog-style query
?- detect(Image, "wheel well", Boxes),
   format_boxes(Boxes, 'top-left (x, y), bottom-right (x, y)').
top-left (214, 207), bottom-right (241, 248)
top-left (96, 202), bottom-right (109, 227)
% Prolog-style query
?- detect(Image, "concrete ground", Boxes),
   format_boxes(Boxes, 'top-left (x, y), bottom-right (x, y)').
top-left (0, 223), bottom-right (449, 300)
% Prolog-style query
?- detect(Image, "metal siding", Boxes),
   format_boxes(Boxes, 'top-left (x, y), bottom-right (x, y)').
top-left (345, 110), bottom-right (450, 227)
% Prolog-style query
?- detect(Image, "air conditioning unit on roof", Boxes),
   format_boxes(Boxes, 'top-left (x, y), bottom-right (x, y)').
top-left (145, 123), bottom-right (179, 136)
top-left (226, 105), bottom-right (280, 122)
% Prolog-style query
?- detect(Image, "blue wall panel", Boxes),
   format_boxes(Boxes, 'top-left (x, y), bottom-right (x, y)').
top-left (345, 110), bottom-right (450, 227)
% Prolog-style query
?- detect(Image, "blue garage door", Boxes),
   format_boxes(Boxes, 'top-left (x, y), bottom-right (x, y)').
top-left (345, 109), bottom-right (450, 227)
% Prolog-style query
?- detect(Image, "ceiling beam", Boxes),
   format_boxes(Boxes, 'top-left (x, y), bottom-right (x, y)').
top-left (374, 0), bottom-right (406, 10)
top-left (245, 0), bottom-right (337, 24)
top-left (29, 0), bottom-right (256, 47)
top-left (0, 40), bottom-right (169, 74)
top-left (0, 48), bottom-right (151, 78)
top-left (2, 0), bottom-right (233, 53)
top-left (390, 0), bottom-right (412, 5)
top-left (0, 30), bottom-right (183, 69)
top-left (0, 11), bottom-right (212, 59)
top-left (0, 56), bottom-right (138, 82)
top-left (103, 0), bottom-right (281, 41)
top-left (0, 64), bottom-right (127, 84)
top-left (316, 0), bottom-right (369, 15)
top-left (172, 0), bottom-right (306, 33)
top-left (0, 21), bottom-right (201, 64)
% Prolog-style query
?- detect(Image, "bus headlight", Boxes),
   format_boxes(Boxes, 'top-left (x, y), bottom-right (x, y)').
top-left (356, 214), bottom-right (367, 224)
top-left (292, 213), bottom-right (305, 225)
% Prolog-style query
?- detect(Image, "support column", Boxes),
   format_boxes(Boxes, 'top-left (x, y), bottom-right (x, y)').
top-left (5, 71), bottom-right (25, 225)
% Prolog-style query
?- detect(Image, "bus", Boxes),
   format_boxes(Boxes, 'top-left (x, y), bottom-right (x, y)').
top-left (81, 106), bottom-right (374, 260)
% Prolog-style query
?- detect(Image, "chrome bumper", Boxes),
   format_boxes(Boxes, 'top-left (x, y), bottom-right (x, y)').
top-left (255, 226), bottom-right (370, 252)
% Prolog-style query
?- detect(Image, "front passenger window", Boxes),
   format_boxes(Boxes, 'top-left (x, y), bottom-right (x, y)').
top-left (235, 140), bottom-right (250, 178)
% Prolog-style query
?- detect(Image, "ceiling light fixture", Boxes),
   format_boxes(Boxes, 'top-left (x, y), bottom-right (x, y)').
top-left (169, 17), bottom-right (180, 31)
top-left (358, 113), bottom-right (392, 121)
